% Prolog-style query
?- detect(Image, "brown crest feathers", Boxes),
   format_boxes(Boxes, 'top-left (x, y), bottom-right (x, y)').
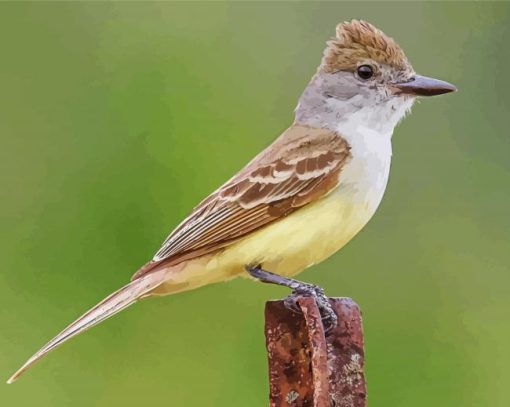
top-left (321, 19), bottom-right (412, 73)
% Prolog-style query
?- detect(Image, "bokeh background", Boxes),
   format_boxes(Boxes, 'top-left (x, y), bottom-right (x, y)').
top-left (1, 1), bottom-right (509, 406)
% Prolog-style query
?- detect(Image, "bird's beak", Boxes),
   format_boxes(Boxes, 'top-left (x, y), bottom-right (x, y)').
top-left (393, 74), bottom-right (457, 97)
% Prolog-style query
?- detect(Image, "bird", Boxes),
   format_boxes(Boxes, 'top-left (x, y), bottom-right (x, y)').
top-left (7, 19), bottom-right (456, 383)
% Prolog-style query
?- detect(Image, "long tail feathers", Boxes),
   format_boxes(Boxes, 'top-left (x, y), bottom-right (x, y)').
top-left (7, 270), bottom-right (166, 384)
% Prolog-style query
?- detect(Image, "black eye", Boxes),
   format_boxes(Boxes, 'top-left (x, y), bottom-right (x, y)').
top-left (357, 65), bottom-right (374, 80)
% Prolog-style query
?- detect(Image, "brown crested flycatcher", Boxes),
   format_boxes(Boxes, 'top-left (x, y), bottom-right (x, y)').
top-left (8, 19), bottom-right (456, 383)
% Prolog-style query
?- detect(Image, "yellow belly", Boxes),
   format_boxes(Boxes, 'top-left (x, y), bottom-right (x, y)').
top-left (151, 189), bottom-right (375, 296)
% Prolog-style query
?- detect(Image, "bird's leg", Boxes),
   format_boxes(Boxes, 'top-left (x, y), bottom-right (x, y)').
top-left (245, 264), bottom-right (337, 331)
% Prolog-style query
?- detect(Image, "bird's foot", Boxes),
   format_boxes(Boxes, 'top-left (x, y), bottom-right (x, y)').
top-left (245, 264), bottom-right (337, 332)
top-left (283, 283), bottom-right (337, 333)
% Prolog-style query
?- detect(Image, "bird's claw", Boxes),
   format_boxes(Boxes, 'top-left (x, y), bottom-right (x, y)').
top-left (283, 283), bottom-right (338, 333)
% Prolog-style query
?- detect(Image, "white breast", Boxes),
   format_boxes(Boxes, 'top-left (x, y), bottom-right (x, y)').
top-left (334, 109), bottom-right (393, 213)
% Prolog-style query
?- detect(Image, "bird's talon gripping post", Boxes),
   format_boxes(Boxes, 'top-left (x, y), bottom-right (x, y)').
top-left (245, 264), bottom-right (338, 330)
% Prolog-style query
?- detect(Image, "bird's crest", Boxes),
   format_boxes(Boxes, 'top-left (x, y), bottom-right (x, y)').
top-left (320, 20), bottom-right (412, 73)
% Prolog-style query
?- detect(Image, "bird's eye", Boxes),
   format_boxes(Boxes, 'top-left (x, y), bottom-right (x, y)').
top-left (357, 65), bottom-right (374, 80)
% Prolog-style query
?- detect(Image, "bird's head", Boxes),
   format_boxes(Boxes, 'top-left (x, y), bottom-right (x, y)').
top-left (297, 20), bottom-right (456, 132)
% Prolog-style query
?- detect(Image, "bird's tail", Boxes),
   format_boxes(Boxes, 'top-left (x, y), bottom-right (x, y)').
top-left (7, 270), bottom-right (166, 384)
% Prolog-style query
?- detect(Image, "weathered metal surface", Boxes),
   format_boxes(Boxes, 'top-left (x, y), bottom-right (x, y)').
top-left (265, 299), bottom-right (316, 406)
top-left (327, 299), bottom-right (366, 407)
top-left (298, 297), bottom-right (330, 406)
top-left (265, 297), bottom-right (366, 407)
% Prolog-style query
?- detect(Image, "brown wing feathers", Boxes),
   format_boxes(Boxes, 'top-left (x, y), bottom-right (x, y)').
top-left (132, 125), bottom-right (351, 280)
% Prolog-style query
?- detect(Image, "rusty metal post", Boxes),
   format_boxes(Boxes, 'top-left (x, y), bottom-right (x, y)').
top-left (265, 297), bottom-right (366, 407)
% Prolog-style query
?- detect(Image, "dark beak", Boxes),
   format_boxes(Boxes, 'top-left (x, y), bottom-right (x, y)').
top-left (394, 74), bottom-right (457, 97)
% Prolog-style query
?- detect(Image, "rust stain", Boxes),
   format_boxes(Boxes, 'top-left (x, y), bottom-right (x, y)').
top-left (265, 297), bottom-right (366, 407)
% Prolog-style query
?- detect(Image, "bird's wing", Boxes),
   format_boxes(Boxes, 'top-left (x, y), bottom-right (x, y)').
top-left (132, 124), bottom-right (351, 280)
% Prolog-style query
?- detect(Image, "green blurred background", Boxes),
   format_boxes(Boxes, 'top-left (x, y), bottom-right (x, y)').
top-left (1, 1), bottom-right (509, 406)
